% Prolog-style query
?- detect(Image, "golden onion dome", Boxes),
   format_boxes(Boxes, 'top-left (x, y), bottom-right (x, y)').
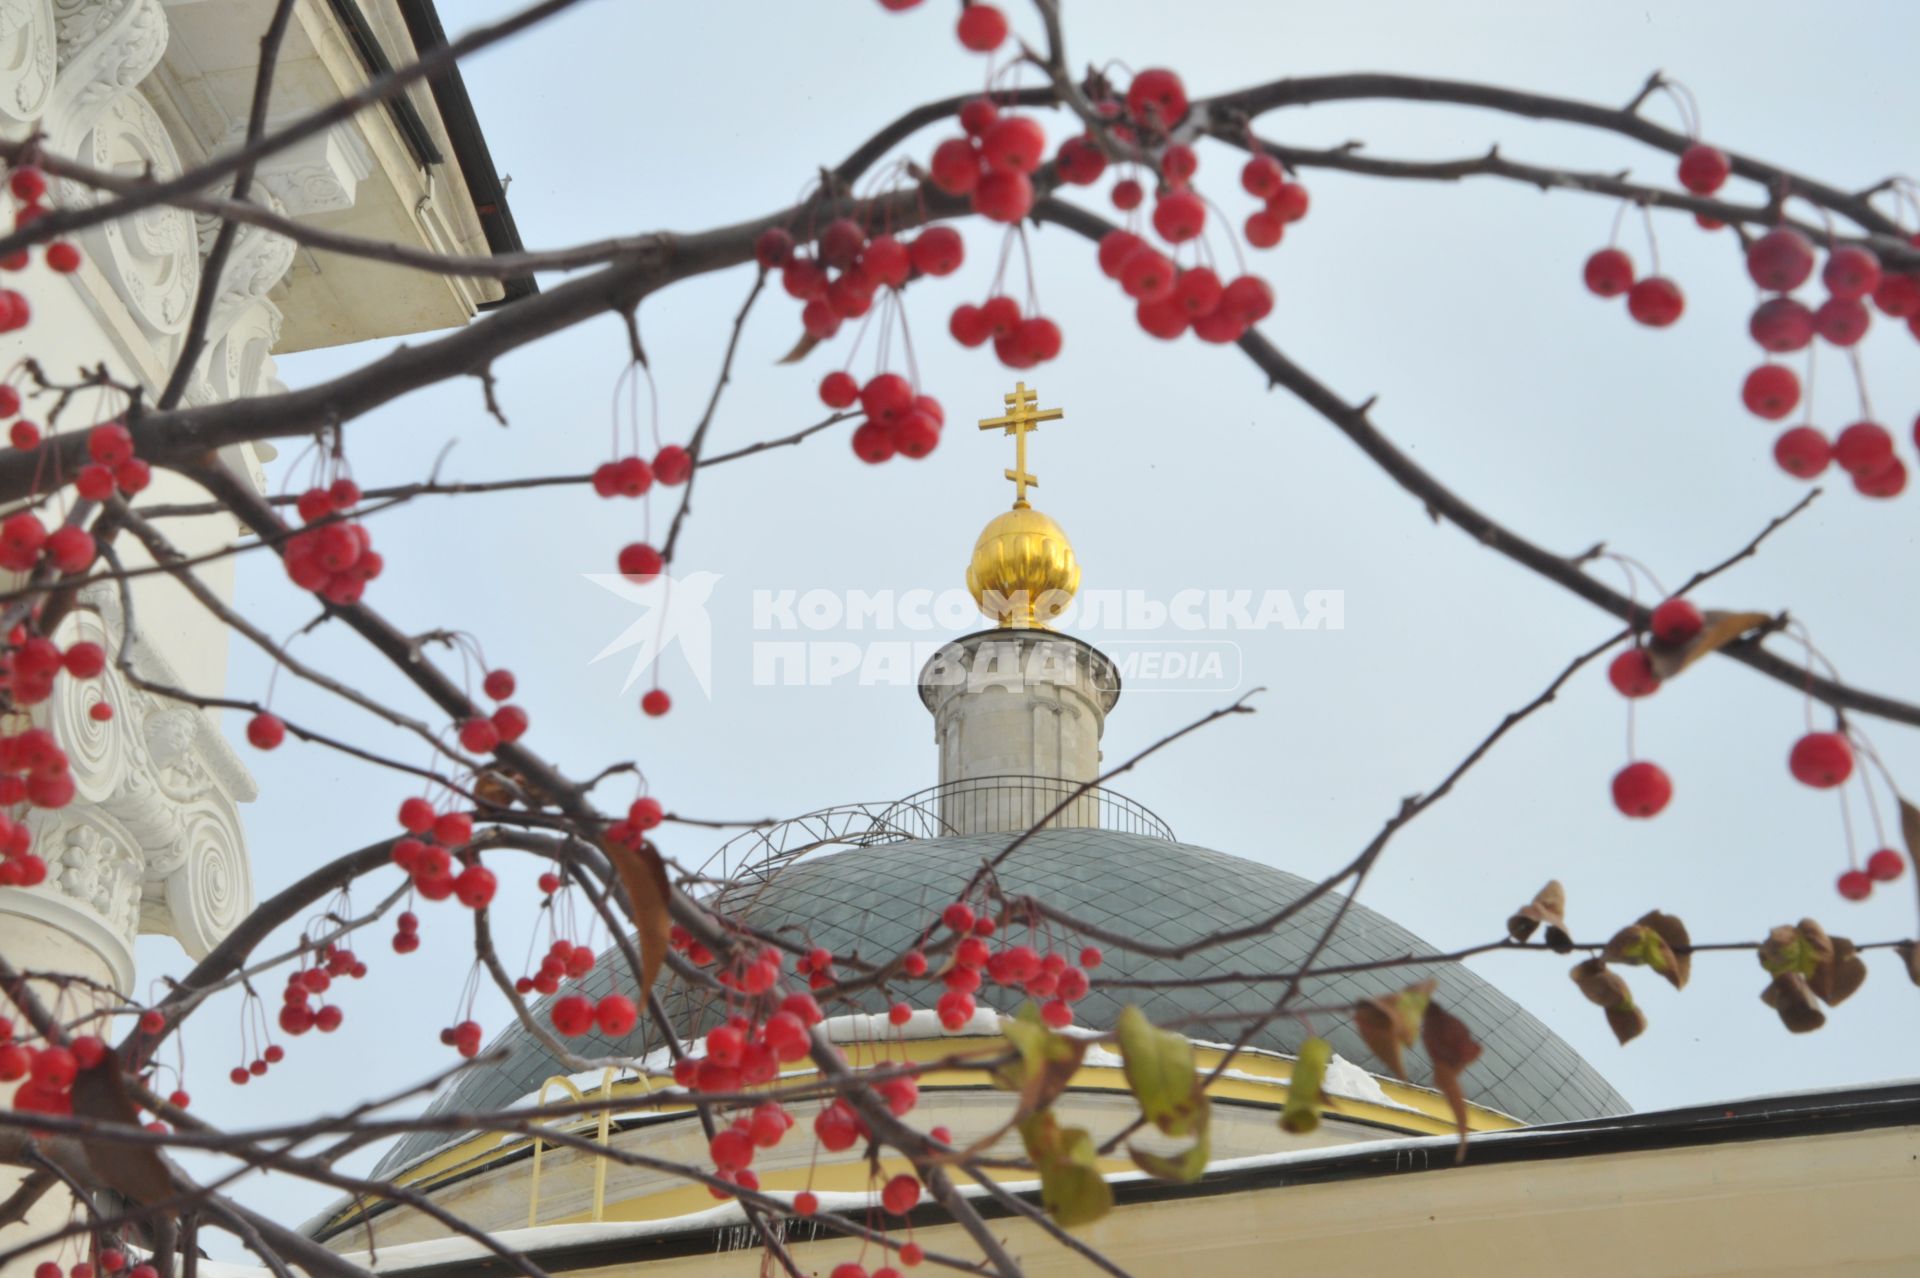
top-left (965, 504), bottom-right (1079, 628)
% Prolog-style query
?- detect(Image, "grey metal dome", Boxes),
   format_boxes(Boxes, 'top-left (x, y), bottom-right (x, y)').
top-left (376, 828), bottom-right (1625, 1175)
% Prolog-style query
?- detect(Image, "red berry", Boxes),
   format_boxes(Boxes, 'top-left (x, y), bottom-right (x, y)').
top-left (819, 370), bottom-right (859, 409)
top-left (1119, 247), bottom-right (1175, 302)
top-left (1040, 998), bottom-right (1073, 1028)
top-left (754, 227), bottom-right (794, 269)
top-left (942, 901), bottom-right (975, 932)
top-left (433, 811), bottom-right (473, 847)
top-left (87, 421), bottom-right (133, 466)
top-left (1078, 946), bottom-right (1103, 969)
top-left (63, 641), bottom-right (105, 678)
top-left (653, 445), bottom-right (692, 485)
top-left (1773, 425), bottom-right (1830, 478)
top-left (1161, 143), bottom-right (1198, 184)
top-left (550, 995), bottom-right (595, 1036)
top-left (888, 1002), bottom-right (912, 1026)
top-left (1855, 456), bottom-right (1907, 498)
top-left (851, 421), bottom-right (894, 463)
top-left (1626, 277), bottom-right (1684, 327)
top-left (1611, 761), bottom-right (1673, 818)
top-left (1872, 273), bottom-right (1920, 318)
top-left (955, 3), bottom-right (1008, 51)
top-left (1676, 143), bottom-right (1730, 195)
top-left (1136, 297), bottom-right (1188, 340)
top-left (909, 226), bottom-right (964, 276)
top-left (1812, 296), bottom-right (1869, 346)
top-left (972, 169), bottom-right (1034, 223)
top-left (1268, 182), bottom-right (1310, 223)
top-left (1833, 421), bottom-right (1893, 477)
top-left (981, 117), bottom-right (1046, 175)
top-left (246, 712), bottom-right (285, 750)
top-left (1244, 209), bottom-right (1284, 249)
top-left (978, 295), bottom-right (1021, 337)
top-left (1173, 267), bottom-right (1222, 318)
top-left (618, 543), bottom-right (664, 582)
top-left (459, 717), bottom-right (500, 754)
top-left (641, 688), bottom-right (671, 717)
top-left (1866, 847), bottom-right (1906, 881)
top-left (482, 669), bottom-right (516, 700)
top-left (7, 420), bottom-right (35, 449)
top-left (8, 167), bottom-right (45, 202)
top-left (1151, 189), bottom-right (1205, 243)
top-left (1747, 227), bottom-right (1816, 292)
top-left (949, 303), bottom-right (989, 347)
top-left (794, 1189), bottom-right (819, 1216)
top-left (1055, 135), bottom-right (1106, 185)
top-left (1242, 155), bottom-right (1284, 199)
top-left (930, 137), bottom-right (983, 194)
top-left (1648, 598), bottom-right (1702, 645)
top-left (1221, 275), bottom-right (1275, 323)
top-left (1581, 250), bottom-right (1635, 299)
top-left (1607, 648), bottom-right (1661, 698)
top-left (901, 1243), bottom-right (925, 1267)
top-left (399, 797), bottom-right (435, 833)
top-left (882, 1173), bottom-right (921, 1214)
top-left (1748, 297), bottom-right (1813, 352)
top-left (1741, 364), bottom-right (1800, 420)
top-left (595, 993), bottom-right (639, 1036)
top-left (1823, 246), bottom-right (1881, 300)
top-left (894, 410), bottom-right (941, 459)
top-left (1836, 869), bottom-right (1873, 901)
top-left (1126, 68), bottom-right (1188, 129)
top-left (860, 372), bottom-right (913, 424)
top-left (454, 864), bottom-right (496, 909)
top-left (1788, 731), bottom-right (1853, 788)
top-left (1110, 178), bottom-right (1143, 211)
top-left (630, 796), bottom-right (664, 830)
top-left (959, 97), bottom-right (998, 136)
top-left (75, 464), bottom-right (113, 501)
top-left (817, 218), bottom-right (866, 270)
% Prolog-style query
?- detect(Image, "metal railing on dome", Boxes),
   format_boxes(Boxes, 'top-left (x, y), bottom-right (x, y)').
top-left (690, 777), bottom-right (1173, 894)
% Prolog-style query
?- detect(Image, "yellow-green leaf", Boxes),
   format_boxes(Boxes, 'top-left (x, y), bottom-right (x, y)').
top-left (1280, 1036), bottom-right (1332, 1135)
top-left (1115, 1005), bottom-right (1203, 1138)
top-left (993, 1004), bottom-right (1087, 1119)
top-left (1129, 1102), bottom-right (1211, 1183)
top-left (1604, 923), bottom-right (1680, 988)
top-left (1019, 1112), bottom-right (1112, 1227)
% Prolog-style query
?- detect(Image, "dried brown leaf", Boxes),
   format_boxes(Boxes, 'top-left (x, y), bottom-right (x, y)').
top-left (776, 332), bottom-right (820, 365)
top-left (69, 1052), bottom-right (175, 1206)
top-left (602, 836), bottom-right (671, 1005)
top-left (1508, 880), bottom-right (1572, 952)
top-left (1353, 979), bottom-right (1433, 1079)
top-left (1605, 1003), bottom-right (1648, 1045)
top-left (1421, 1003), bottom-right (1482, 1162)
top-left (1808, 935), bottom-right (1868, 1007)
top-left (1646, 609), bottom-right (1773, 679)
top-left (1760, 970), bottom-right (1826, 1033)
top-left (1895, 941), bottom-right (1920, 987)
top-left (1570, 957), bottom-right (1631, 1008)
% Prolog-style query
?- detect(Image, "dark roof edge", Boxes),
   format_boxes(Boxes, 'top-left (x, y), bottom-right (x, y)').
top-left (353, 1081), bottom-right (1920, 1276)
top-left (393, 0), bottom-right (538, 307)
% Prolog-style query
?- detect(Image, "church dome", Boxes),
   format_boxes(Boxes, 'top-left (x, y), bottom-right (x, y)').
top-left (374, 825), bottom-right (1626, 1177)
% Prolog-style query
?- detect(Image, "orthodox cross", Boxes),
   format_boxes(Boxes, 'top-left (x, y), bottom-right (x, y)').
top-left (976, 381), bottom-right (1064, 508)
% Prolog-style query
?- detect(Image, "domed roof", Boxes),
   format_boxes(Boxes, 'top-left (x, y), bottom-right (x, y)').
top-left (375, 828), bottom-right (1625, 1176)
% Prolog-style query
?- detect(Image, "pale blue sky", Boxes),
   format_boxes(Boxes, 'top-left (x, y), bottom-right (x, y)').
top-left (139, 0), bottom-right (1919, 1243)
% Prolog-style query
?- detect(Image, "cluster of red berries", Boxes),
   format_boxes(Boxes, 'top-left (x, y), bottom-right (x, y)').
top-left (0, 630), bottom-right (103, 713)
top-left (283, 477), bottom-right (382, 604)
top-left (439, 1018), bottom-right (484, 1058)
top-left (274, 943), bottom-right (363, 1040)
top-left (596, 442), bottom-right (689, 503)
top-left (69, 421), bottom-right (150, 501)
top-left (1732, 227), bottom-right (1914, 496)
top-left (948, 295), bottom-right (1062, 370)
top-left (0, 721), bottom-right (85, 810)
top-left (515, 937), bottom-right (598, 998)
top-left (603, 793), bottom-right (664, 852)
top-left (0, 382), bottom-right (38, 449)
top-left (819, 371), bottom-right (946, 463)
top-left (660, 983), bottom-right (825, 1093)
top-left (762, 217), bottom-right (966, 334)
top-left (0, 808), bottom-right (45, 885)
top-left (1094, 227), bottom-right (1274, 344)
top-left (702, 1098), bottom-right (797, 1200)
top-left (927, 99), bottom-right (1051, 225)
top-left (1581, 243), bottom-right (1684, 327)
top-left (1, 1017), bottom-right (107, 1118)
top-left (1780, 730), bottom-right (1909, 901)
top-left (914, 901), bottom-right (1102, 1031)
top-left (227, 1041), bottom-right (286, 1087)
top-left (390, 802), bottom-right (493, 906)
top-left (391, 907), bottom-right (423, 954)
top-left (1605, 597), bottom-right (1707, 818)
top-left (457, 668), bottom-right (528, 754)
top-left (34, 1257), bottom-right (162, 1278)
top-left (551, 988), bottom-right (641, 1040)
top-left (1239, 154), bottom-right (1312, 248)
top-left (5, 165), bottom-right (81, 279)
